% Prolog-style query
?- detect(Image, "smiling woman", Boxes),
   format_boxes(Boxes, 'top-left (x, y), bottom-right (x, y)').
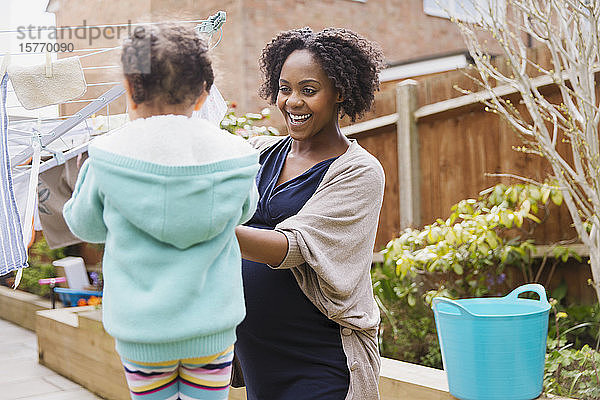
top-left (232, 28), bottom-right (386, 400)
top-left (277, 49), bottom-right (342, 143)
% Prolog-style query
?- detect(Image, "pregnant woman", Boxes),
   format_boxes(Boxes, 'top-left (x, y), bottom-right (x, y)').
top-left (233, 27), bottom-right (386, 400)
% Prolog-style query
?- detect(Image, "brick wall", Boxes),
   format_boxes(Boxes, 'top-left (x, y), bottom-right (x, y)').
top-left (238, 0), bottom-right (479, 126)
top-left (48, 0), bottom-right (484, 123)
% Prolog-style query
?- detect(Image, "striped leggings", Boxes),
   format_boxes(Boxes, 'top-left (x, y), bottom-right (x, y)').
top-left (121, 345), bottom-right (234, 400)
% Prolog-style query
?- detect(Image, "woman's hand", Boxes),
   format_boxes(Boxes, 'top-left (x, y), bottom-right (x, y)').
top-left (235, 225), bottom-right (288, 266)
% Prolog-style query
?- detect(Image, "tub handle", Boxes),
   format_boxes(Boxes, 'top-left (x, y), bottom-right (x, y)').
top-left (432, 297), bottom-right (474, 317)
top-left (505, 283), bottom-right (549, 305)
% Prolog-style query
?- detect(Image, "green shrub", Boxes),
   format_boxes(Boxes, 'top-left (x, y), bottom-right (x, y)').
top-left (373, 182), bottom-right (581, 371)
top-left (220, 104), bottom-right (279, 138)
top-left (544, 300), bottom-right (600, 400)
top-left (17, 237), bottom-right (64, 297)
top-left (548, 284), bottom-right (600, 349)
top-left (373, 258), bottom-right (442, 367)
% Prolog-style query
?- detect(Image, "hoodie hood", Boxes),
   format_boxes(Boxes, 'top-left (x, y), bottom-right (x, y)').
top-left (87, 115), bottom-right (259, 249)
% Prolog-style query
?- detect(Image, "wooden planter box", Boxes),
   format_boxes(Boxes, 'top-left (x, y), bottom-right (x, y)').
top-left (0, 286), bottom-right (572, 400)
top-left (35, 307), bottom-right (568, 400)
top-left (36, 307), bottom-right (130, 400)
top-left (0, 286), bottom-right (52, 331)
top-left (35, 306), bottom-right (245, 400)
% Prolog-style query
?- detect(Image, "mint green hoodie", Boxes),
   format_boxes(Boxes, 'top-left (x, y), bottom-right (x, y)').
top-left (63, 115), bottom-right (259, 362)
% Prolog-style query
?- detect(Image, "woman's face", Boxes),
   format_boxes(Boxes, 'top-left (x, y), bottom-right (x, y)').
top-left (277, 49), bottom-right (340, 141)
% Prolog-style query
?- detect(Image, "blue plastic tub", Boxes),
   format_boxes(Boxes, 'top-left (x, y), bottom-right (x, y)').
top-left (432, 284), bottom-right (550, 400)
top-left (54, 287), bottom-right (103, 307)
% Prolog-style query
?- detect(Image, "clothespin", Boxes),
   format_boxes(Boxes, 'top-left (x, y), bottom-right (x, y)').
top-left (45, 146), bottom-right (66, 166)
top-left (45, 52), bottom-right (53, 78)
top-left (0, 54), bottom-right (11, 76)
top-left (210, 11), bottom-right (227, 31)
top-left (195, 11), bottom-right (226, 34)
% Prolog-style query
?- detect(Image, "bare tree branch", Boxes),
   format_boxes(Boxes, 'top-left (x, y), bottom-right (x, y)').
top-left (453, 0), bottom-right (600, 301)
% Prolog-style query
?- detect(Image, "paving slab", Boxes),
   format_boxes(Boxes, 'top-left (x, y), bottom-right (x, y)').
top-left (0, 318), bottom-right (102, 400)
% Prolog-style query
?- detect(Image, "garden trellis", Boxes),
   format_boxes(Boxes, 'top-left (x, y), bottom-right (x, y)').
top-left (0, 12), bottom-right (228, 284)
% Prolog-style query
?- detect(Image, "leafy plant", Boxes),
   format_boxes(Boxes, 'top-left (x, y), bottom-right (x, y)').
top-left (373, 181), bottom-right (579, 368)
top-left (220, 103), bottom-right (279, 138)
top-left (381, 181), bottom-right (568, 306)
top-left (17, 237), bottom-right (64, 297)
top-left (544, 299), bottom-right (600, 400)
top-left (373, 260), bottom-right (441, 367)
top-left (548, 286), bottom-right (600, 350)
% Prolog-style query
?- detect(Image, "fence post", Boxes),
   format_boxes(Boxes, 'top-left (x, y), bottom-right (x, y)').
top-left (396, 79), bottom-right (420, 229)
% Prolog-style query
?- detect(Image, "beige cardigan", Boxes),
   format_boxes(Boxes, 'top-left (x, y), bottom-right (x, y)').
top-left (234, 135), bottom-right (385, 400)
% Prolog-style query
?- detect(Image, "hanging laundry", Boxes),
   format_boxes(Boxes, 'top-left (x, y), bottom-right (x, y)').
top-left (193, 85), bottom-right (228, 125)
top-left (9, 118), bottom-right (94, 249)
top-left (7, 57), bottom-right (86, 110)
top-left (88, 113), bottom-right (129, 135)
top-left (0, 73), bottom-right (28, 276)
top-left (37, 155), bottom-right (88, 249)
top-left (11, 172), bottom-right (42, 235)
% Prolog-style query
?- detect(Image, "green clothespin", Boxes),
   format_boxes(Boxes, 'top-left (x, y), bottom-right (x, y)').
top-left (196, 11), bottom-right (226, 35)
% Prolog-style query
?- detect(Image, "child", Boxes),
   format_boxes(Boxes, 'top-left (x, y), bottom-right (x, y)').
top-left (63, 23), bottom-right (259, 400)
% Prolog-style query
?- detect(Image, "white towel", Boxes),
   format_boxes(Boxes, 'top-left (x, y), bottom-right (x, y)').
top-left (7, 57), bottom-right (86, 110)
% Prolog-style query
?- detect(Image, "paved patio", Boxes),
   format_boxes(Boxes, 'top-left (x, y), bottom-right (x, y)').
top-left (0, 318), bottom-right (102, 400)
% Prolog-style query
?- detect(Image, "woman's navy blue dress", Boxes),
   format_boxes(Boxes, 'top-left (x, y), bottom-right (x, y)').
top-left (235, 137), bottom-right (350, 400)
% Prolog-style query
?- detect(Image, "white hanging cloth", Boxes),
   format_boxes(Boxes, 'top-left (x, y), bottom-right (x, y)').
top-left (193, 85), bottom-right (228, 125)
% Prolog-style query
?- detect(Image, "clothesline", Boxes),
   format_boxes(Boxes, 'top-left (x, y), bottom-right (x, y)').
top-left (0, 18), bottom-right (213, 35)
top-left (6, 81), bottom-right (120, 98)
top-left (5, 83), bottom-right (121, 106)
top-left (82, 66), bottom-right (119, 70)
top-left (78, 46), bottom-right (121, 59)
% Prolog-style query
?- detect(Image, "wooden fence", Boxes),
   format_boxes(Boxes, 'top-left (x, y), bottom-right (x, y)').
top-left (344, 72), bottom-right (597, 303)
top-left (343, 72), bottom-right (583, 252)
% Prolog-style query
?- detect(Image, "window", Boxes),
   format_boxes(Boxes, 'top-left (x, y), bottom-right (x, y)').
top-left (424, 0), bottom-right (505, 24)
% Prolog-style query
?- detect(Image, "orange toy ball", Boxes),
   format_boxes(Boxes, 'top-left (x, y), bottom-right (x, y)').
top-left (77, 298), bottom-right (88, 306)
top-left (87, 296), bottom-right (101, 306)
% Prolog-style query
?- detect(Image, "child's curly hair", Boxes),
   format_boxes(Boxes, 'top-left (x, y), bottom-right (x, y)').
top-left (121, 23), bottom-right (214, 106)
top-left (259, 27), bottom-right (385, 122)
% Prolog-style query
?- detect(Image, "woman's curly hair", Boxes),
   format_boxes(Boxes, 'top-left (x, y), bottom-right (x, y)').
top-left (259, 27), bottom-right (385, 122)
top-left (121, 23), bottom-right (214, 106)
